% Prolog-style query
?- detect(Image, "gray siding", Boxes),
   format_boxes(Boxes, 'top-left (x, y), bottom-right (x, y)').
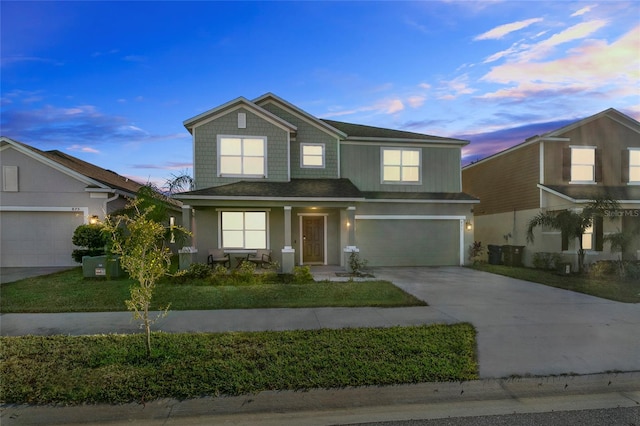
top-left (193, 107), bottom-right (290, 189)
top-left (340, 144), bottom-right (461, 192)
top-left (260, 103), bottom-right (340, 179)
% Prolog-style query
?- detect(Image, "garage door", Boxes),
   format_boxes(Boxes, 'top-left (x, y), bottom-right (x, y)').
top-left (0, 211), bottom-right (84, 267)
top-left (356, 219), bottom-right (460, 266)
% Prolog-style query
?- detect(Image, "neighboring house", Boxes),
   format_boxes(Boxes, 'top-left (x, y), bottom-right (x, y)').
top-left (174, 93), bottom-right (478, 272)
top-left (0, 137), bottom-right (179, 267)
top-left (462, 108), bottom-right (640, 269)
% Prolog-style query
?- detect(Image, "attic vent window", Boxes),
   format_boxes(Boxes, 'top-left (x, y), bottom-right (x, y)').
top-left (2, 165), bottom-right (18, 192)
top-left (238, 113), bottom-right (246, 129)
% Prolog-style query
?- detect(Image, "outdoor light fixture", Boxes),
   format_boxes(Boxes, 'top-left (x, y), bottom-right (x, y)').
top-left (465, 221), bottom-right (472, 231)
top-left (346, 221), bottom-right (351, 227)
top-left (89, 215), bottom-right (100, 225)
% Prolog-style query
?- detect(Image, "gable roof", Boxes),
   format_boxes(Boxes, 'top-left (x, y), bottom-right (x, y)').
top-left (322, 119), bottom-right (469, 145)
top-left (463, 108), bottom-right (640, 170)
top-left (2, 136), bottom-right (146, 198)
top-left (539, 184), bottom-right (640, 203)
top-left (183, 96), bottom-right (297, 134)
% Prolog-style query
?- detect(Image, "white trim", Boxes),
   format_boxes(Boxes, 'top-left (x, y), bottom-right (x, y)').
top-left (381, 146), bottom-right (422, 185)
top-left (356, 214), bottom-right (466, 220)
top-left (174, 195), bottom-right (364, 202)
top-left (342, 140), bottom-right (463, 148)
top-left (217, 135), bottom-right (268, 178)
top-left (215, 208), bottom-right (272, 212)
top-left (360, 198), bottom-right (479, 204)
top-left (629, 147), bottom-right (640, 185)
top-left (217, 210), bottom-right (270, 250)
top-left (0, 206), bottom-right (90, 223)
top-left (337, 138), bottom-right (341, 179)
top-left (298, 213), bottom-right (328, 265)
top-left (300, 143), bottom-right (325, 169)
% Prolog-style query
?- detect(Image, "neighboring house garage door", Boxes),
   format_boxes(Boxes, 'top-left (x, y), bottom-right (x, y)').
top-left (356, 218), bottom-right (461, 266)
top-left (0, 211), bottom-right (84, 267)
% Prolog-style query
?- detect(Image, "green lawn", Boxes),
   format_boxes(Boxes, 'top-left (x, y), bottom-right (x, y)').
top-left (0, 324), bottom-right (478, 405)
top-left (472, 264), bottom-right (640, 303)
top-left (0, 267), bottom-right (426, 313)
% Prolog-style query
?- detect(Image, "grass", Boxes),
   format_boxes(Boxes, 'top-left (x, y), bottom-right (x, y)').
top-left (472, 263), bottom-right (640, 303)
top-left (0, 324), bottom-right (478, 405)
top-left (0, 268), bottom-right (426, 313)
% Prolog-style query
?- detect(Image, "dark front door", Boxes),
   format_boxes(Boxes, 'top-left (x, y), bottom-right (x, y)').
top-left (302, 216), bottom-right (324, 263)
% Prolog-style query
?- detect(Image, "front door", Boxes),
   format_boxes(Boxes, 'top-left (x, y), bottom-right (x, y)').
top-left (302, 216), bottom-right (324, 264)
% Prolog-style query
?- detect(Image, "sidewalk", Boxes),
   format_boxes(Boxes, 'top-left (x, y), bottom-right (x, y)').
top-left (2, 372), bottom-right (639, 425)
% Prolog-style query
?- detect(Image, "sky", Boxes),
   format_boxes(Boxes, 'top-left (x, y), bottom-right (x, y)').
top-left (2, 1), bottom-right (639, 190)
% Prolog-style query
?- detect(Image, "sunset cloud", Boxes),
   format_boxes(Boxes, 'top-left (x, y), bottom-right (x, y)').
top-left (571, 5), bottom-right (596, 17)
top-left (474, 18), bottom-right (543, 40)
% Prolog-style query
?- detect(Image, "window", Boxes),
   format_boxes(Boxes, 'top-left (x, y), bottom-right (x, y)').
top-left (382, 148), bottom-right (420, 183)
top-left (221, 211), bottom-right (267, 249)
top-left (570, 147), bottom-right (595, 182)
top-left (301, 143), bottom-right (324, 168)
top-left (2, 166), bottom-right (18, 192)
top-left (582, 223), bottom-right (593, 250)
top-left (218, 136), bottom-right (266, 177)
top-left (630, 149), bottom-right (640, 183)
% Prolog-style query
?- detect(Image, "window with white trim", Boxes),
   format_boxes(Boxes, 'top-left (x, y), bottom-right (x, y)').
top-left (630, 149), bottom-right (640, 183)
top-left (582, 223), bottom-right (593, 250)
top-left (301, 143), bottom-right (324, 168)
top-left (571, 147), bottom-right (595, 182)
top-left (382, 148), bottom-right (420, 183)
top-left (221, 211), bottom-right (267, 249)
top-left (218, 136), bottom-right (266, 177)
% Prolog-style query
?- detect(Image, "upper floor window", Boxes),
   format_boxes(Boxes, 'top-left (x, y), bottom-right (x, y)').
top-left (301, 143), bottom-right (324, 168)
top-left (382, 148), bottom-right (421, 183)
top-left (218, 136), bottom-right (266, 177)
top-left (221, 211), bottom-right (267, 249)
top-left (570, 147), bottom-right (595, 183)
top-left (629, 149), bottom-right (640, 183)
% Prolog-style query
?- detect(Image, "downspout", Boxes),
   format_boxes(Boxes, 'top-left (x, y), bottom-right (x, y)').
top-left (103, 193), bottom-right (120, 216)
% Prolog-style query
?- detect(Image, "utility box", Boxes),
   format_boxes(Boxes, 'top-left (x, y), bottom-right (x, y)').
top-left (502, 245), bottom-right (525, 267)
top-left (82, 255), bottom-right (124, 278)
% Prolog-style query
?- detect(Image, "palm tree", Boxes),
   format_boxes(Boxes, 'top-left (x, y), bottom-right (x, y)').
top-left (165, 170), bottom-right (194, 194)
top-left (526, 198), bottom-right (620, 273)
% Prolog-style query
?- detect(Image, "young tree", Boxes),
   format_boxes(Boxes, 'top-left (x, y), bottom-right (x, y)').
top-left (526, 198), bottom-right (619, 273)
top-left (104, 200), bottom-right (173, 357)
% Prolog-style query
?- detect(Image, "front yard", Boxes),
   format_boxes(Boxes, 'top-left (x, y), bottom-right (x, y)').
top-left (0, 267), bottom-right (425, 313)
top-left (472, 263), bottom-right (640, 303)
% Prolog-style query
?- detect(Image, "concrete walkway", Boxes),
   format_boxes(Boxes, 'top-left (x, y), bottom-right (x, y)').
top-left (2, 267), bottom-right (638, 378)
top-left (1, 266), bottom-right (639, 424)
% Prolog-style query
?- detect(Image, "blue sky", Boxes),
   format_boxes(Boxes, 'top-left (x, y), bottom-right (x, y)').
top-left (2, 1), bottom-right (639, 189)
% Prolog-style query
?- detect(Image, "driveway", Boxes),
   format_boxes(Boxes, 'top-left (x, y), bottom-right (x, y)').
top-left (1, 266), bottom-right (638, 379)
top-left (374, 267), bottom-right (640, 378)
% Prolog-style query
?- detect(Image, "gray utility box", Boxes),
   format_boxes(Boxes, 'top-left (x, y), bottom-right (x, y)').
top-left (82, 255), bottom-right (124, 278)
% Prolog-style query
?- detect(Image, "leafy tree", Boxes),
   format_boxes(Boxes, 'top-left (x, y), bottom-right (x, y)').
top-left (71, 224), bottom-right (107, 262)
top-left (104, 200), bottom-right (174, 357)
top-left (526, 198), bottom-right (619, 273)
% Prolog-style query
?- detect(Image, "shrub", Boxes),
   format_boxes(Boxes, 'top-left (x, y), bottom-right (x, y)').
top-left (187, 262), bottom-right (212, 279)
top-left (589, 260), bottom-right (617, 278)
top-left (71, 224), bottom-right (108, 263)
top-left (348, 251), bottom-right (369, 276)
top-left (292, 265), bottom-right (314, 284)
top-left (229, 261), bottom-right (258, 285)
top-left (532, 252), bottom-right (562, 270)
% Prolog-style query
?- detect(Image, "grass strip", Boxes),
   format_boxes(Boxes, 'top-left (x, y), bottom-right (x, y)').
top-left (472, 264), bottom-right (640, 303)
top-left (0, 324), bottom-right (477, 405)
top-left (0, 268), bottom-right (425, 313)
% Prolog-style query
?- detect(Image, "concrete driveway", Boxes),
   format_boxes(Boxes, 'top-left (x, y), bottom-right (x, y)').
top-left (374, 267), bottom-right (640, 378)
top-left (1, 266), bottom-right (638, 379)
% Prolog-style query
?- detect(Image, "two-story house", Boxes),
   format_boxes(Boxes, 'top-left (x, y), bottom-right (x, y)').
top-left (174, 93), bottom-right (478, 272)
top-left (462, 108), bottom-right (640, 269)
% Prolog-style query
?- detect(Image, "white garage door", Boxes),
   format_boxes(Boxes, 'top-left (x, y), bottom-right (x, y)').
top-left (356, 219), bottom-right (460, 266)
top-left (0, 211), bottom-right (84, 267)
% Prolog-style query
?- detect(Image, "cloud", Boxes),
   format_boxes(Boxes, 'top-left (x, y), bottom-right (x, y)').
top-left (418, 83), bottom-right (431, 90)
top-left (406, 96), bottom-right (426, 108)
top-left (479, 24), bottom-right (639, 100)
top-left (571, 5), bottom-right (596, 17)
top-left (1, 56), bottom-right (63, 67)
top-left (123, 55), bottom-right (147, 62)
top-left (132, 162), bottom-right (193, 170)
top-left (0, 104), bottom-right (189, 147)
top-left (323, 97), bottom-right (405, 118)
top-left (67, 144), bottom-right (101, 154)
top-left (437, 74), bottom-right (475, 100)
top-left (474, 18), bottom-right (543, 40)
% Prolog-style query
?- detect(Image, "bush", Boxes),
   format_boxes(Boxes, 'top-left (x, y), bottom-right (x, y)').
top-left (71, 224), bottom-right (108, 263)
top-left (170, 263), bottom-right (211, 284)
top-left (532, 252), bottom-right (562, 270)
top-left (589, 260), bottom-right (617, 278)
top-left (468, 241), bottom-right (485, 264)
top-left (292, 265), bottom-right (314, 284)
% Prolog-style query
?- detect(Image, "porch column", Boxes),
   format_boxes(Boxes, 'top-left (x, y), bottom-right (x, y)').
top-left (343, 206), bottom-right (359, 272)
top-left (281, 206), bottom-right (295, 273)
top-left (178, 205), bottom-right (197, 270)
